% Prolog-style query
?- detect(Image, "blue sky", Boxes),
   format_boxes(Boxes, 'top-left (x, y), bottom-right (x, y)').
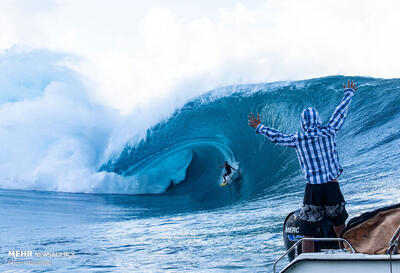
top-left (0, 0), bottom-right (400, 113)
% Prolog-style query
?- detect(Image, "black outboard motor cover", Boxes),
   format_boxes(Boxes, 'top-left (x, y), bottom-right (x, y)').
top-left (283, 209), bottom-right (339, 261)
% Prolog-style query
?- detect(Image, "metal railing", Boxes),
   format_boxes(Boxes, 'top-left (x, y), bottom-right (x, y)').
top-left (387, 225), bottom-right (400, 255)
top-left (387, 225), bottom-right (400, 273)
top-left (273, 237), bottom-right (355, 273)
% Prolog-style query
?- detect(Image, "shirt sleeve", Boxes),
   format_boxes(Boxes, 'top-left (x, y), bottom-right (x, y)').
top-left (255, 124), bottom-right (297, 147)
top-left (327, 88), bottom-right (355, 133)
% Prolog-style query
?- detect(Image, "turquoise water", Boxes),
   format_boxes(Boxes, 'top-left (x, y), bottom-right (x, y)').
top-left (1, 76), bottom-right (400, 272)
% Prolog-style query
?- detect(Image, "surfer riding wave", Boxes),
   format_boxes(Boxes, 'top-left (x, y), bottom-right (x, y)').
top-left (219, 161), bottom-right (239, 183)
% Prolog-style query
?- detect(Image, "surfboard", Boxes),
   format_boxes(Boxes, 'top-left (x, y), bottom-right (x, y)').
top-left (220, 172), bottom-right (240, 187)
top-left (220, 176), bottom-right (232, 187)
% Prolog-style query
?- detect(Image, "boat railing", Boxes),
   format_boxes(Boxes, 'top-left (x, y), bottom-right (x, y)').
top-left (273, 237), bottom-right (355, 273)
top-left (387, 225), bottom-right (400, 255)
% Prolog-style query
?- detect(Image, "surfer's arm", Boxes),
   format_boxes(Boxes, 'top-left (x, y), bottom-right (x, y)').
top-left (327, 81), bottom-right (356, 133)
top-left (255, 124), bottom-right (297, 147)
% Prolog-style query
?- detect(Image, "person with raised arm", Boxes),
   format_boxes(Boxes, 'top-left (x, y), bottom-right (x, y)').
top-left (248, 80), bottom-right (357, 253)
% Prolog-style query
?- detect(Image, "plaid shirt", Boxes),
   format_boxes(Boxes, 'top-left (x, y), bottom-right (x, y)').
top-left (255, 88), bottom-right (355, 184)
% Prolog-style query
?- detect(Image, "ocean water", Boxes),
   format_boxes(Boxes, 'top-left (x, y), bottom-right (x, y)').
top-left (1, 76), bottom-right (400, 272)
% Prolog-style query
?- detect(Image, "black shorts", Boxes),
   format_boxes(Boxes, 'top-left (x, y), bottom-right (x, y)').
top-left (299, 182), bottom-right (348, 236)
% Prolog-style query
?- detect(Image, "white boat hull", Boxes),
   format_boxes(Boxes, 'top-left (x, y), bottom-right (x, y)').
top-left (281, 253), bottom-right (400, 273)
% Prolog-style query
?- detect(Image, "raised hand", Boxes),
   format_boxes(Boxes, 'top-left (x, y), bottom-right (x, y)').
top-left (248, 112), bottom-right (261, 129)
top-left (343, 80), bottom-right (357, 91)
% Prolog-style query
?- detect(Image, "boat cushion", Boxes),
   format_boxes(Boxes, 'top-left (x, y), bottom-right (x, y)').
top-left (341, 203), bottom-right (400, 254)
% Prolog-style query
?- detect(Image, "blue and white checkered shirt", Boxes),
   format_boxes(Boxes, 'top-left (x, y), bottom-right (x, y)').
top-left (255, 88), bottom-right (355, 184)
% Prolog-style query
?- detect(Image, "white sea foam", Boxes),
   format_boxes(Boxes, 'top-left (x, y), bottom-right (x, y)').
top-left (0, 49), bottom-right (180, 193)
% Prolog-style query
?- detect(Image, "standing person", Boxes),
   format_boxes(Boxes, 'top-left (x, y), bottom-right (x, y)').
top-left (248, 80), bottom-right (357, 253)
top-left (219, 161), bottom-right (238, 183)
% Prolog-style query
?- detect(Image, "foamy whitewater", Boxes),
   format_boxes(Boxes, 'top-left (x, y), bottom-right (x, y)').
top-left (1, 49), bottom-right (400, 272)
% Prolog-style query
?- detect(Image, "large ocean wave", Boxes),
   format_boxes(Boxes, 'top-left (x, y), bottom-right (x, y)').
top-left (1, 49), bottom-right (400, 207)
top-left (101, 76), bottom-right (400, 205)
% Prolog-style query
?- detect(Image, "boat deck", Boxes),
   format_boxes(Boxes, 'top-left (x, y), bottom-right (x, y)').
top-left (281, 252), bottom-right (400, 273)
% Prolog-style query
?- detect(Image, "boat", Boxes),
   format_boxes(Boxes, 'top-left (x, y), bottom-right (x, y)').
top-left (274, 203), bottom-right (400, 273)
top-left (277, 251), bottom-right (400, 273)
